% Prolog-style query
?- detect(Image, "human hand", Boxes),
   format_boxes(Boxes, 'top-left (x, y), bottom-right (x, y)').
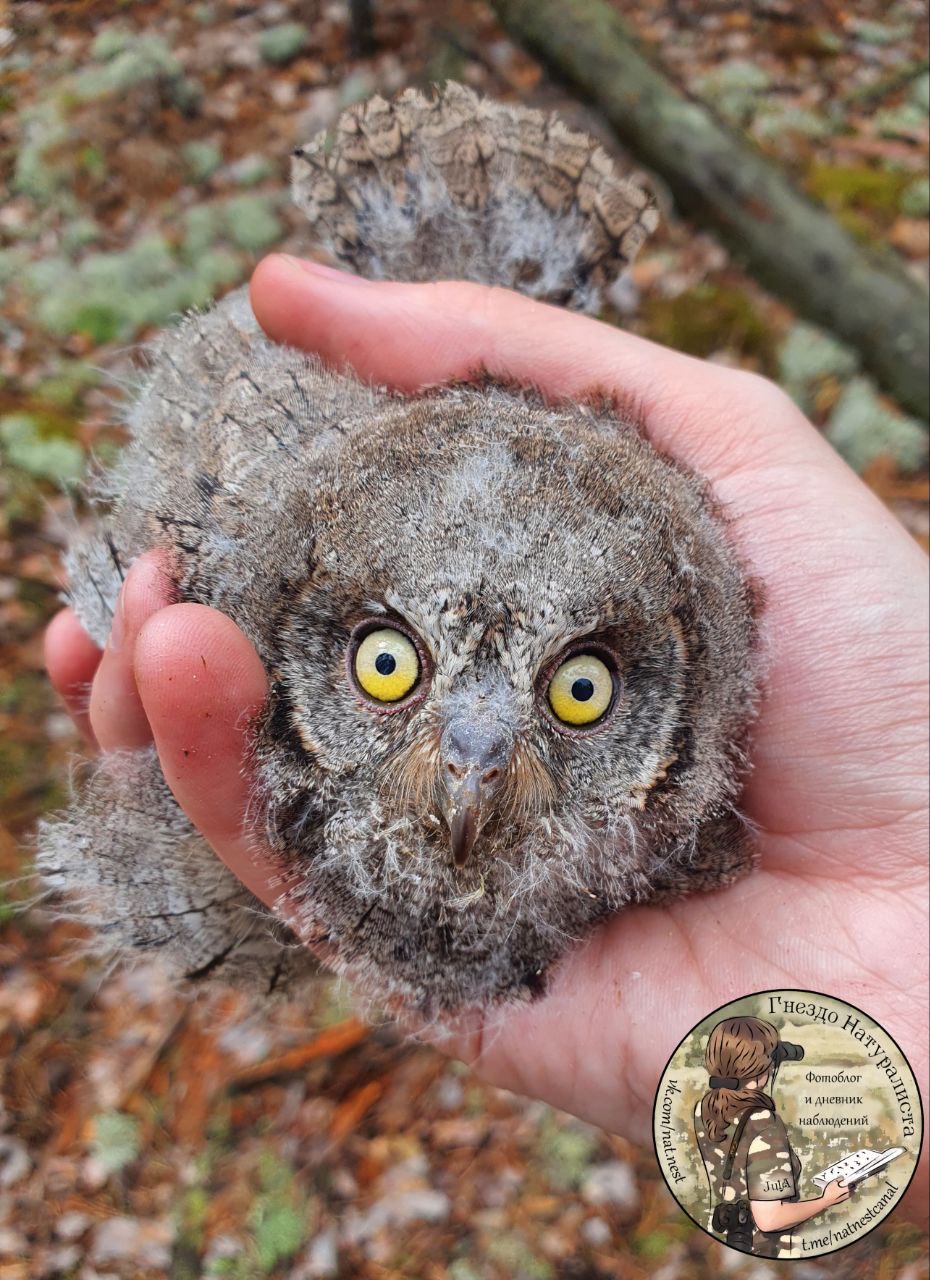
top-left (820, 1177), bottom-right (852, 1209)
top-left (46, 257), bottom-right (929, 1212)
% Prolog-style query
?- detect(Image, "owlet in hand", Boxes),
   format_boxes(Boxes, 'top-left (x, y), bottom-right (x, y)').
top-left (39, 85), bottom-right (760, 1016)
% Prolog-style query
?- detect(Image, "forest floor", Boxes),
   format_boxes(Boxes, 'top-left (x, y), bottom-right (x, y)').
top-left (0, 1), bottom-right (927, 1277)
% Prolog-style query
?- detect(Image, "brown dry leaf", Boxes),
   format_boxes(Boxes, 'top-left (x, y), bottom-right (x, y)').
top-left (862, 456), bottom-right (930, 503)
top-left (831, 135), bottom-right (928, 166)
top-left (169, 1020), bottom-right (229, 1146)
top-left (329, 1078), bottom-right (385, 1139)
top-left (229, 1016), bottom-right (368, 1087)
top-left (889, 216), bottom-right (930, 258)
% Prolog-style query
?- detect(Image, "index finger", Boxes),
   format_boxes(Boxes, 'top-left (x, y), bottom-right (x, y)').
top-left (44, 607), bottom-right (102, 746)
top-left (249, 254), bottom-right (828, 483)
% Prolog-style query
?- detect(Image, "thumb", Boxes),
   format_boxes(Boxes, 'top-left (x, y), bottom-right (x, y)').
top-left (133, 602), bottom-right (301, 917)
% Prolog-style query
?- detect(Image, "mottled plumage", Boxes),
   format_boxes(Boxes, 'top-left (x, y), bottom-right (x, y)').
top-left (38, 85), bottom-right (759, 1016)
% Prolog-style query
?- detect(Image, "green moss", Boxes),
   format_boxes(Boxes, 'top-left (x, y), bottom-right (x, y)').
top-left (698, 60), bottom-right (771, 124)
top-left (806, 163), bottom-right (912, 226)
top-left (258, 22), bottom-right (309, 65)
top-left (181, 204), bottom-right (223, 257)
top-left (13, 100), bottom-right (70, 199)
top-left (753, 106), bottom-right (834, 142)
top-left (641, 284), bottom-right (776, 370)
top-left (0, 248), bottom-right (27, 289)
top-left (248, 1153), bottom-right (311, 1272)
top-left (901, 176), bottom-right (930, 218)
top-left (0, 469), bottom-right (40, 527)
top-left (0, 671), bottom-right (56, 717)
top-left (90, 27), bottom-right (133, 61)
top-left (632, 1229), bottom-right (675, 1259)
top-left (0, 414), bottom-right (84, 486)
top-left (487, 1234), bottom-right (553, 1280)
top-left (809, 29), bottom-right (843, 55)
top-left (849, 19), bottom-right (911, 46)
top-left (778, 322), bottom-right (858, 413)
top-left (537, 1113), bottom-right (598, 1191)
top-left (183, 140), bottom-right (223, 183)
top-left (25, 232), bottom-right (245, 343)
top-left (464, 1086), bottom-right (486, 1117)
top-left (36, 361), bottom-right (102, 409)
top-left (78, 145), bottom-right (107, 181)
top-left (168, 76), bottom-right (204, 116)
top-left (0, 741), bottom-right (32, 806)
top-left (228, 153), bottom-right (276, 187)
top-left (72, 35), bottom-right (182, 102)
top-left (339, 71), bottom-right (377, 110)
top-left (91, 1111), bottom-right (141, 1174)
top-left (61, 217), bottom-right (102, 253)
top-left (195, 249), bottom-right (243, 291)
top-left (825, 377), bottom-right (928, 474)
top-left (874, 104), bottom-right (929, 137)
top-left (253, 1205), bottom-right (305, 1271)
top-left (700, 61), bottom-right (772, 95)
top-left (13, 32), bottom-right (201, 210)
top-left (206, 1260), bottom-right (238, 1277)
top-left (911, 71), bottom-right (930, 113)
top-left (222, 195), bottom-right (283, 253)
top-left (0, 885), bottom-right (15, 929)
top-left (448, 1262), bottom-right (482, 1280)
top-left (835, 208), bottom-right (876, 242)
top-left (206, 1096), bottom-right (233, 1145)
top-left (177, 1185), bottom-right (210, 1251)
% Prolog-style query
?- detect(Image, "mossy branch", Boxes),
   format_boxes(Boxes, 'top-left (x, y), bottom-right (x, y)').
top-left (490, 0), bottom-right (929, 422)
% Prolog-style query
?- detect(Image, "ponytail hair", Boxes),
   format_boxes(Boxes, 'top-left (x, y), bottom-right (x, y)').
top-left (700, 1016), bottom-right (779, 1142)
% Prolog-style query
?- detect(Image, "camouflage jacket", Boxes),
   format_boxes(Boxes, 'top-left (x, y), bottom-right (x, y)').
top-left (694, 1102), bottom-right (803, 1259)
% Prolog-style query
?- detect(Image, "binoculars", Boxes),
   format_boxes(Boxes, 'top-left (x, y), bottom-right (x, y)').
top-left (772, 1040), bottom-right (804, 1066)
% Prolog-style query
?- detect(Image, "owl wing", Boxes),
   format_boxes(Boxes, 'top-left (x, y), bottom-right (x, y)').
top-left (44, 288), bottom-right (381, 998)
top-left (65, 285), bottom-right (382, 651)
top-left (37, 748), bottom-right (320, 997)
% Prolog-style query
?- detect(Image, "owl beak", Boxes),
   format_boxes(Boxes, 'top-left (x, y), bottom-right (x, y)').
top-left (439, 721), bottom-right (511, 868)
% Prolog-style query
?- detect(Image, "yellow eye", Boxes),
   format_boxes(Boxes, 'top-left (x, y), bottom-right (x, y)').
top-left (354, 628), bottom-right (420, 703)
top-left (547, 653), bottom-right (614, 726)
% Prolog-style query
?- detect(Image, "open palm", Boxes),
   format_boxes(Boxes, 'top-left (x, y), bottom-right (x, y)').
top-left (46, 258), bottom-right (928, 1207)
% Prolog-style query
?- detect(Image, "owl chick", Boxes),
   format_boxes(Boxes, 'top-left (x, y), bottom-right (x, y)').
top-left (38, 84), bottom-right (760, 1017)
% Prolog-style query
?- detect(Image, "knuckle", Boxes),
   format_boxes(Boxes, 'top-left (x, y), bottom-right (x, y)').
top-left (731, 369), bottom-right (801, 421)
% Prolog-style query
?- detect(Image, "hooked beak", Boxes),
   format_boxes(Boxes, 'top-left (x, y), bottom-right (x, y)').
top-left (443, 768), bottom-right (499, 868)
top-left (439, 720), bottom-right (511, 868)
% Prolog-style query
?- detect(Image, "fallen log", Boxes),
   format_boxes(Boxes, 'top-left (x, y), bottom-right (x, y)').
top-left (490, 0), bottom-right (930, 422)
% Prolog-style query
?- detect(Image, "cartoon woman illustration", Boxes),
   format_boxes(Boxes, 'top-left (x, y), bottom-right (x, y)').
top-left (693, 1017), bottom-right (851, 1257)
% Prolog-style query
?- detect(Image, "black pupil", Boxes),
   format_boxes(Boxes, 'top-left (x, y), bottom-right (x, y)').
top-left (375, 652), bottom-right (397, 676)
top-left (571, 677), bottom-right (595, 702)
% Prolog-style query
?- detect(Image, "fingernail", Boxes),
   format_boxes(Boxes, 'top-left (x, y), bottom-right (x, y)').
top-left (279, 255), bottom-right (372, 285)
top-left (106, 552), bottom-right (168, 655)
